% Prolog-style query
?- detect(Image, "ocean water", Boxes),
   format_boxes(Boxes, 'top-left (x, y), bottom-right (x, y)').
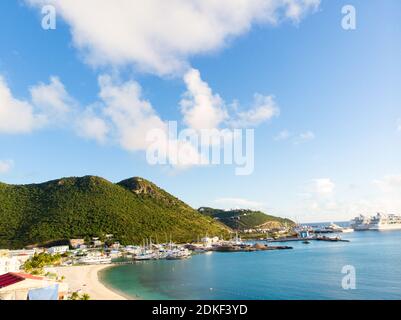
top-left (101, 231), bottom-right (401, 300)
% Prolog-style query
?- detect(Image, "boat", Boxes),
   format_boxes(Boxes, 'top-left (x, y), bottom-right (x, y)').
top-left (302, 240), bottom-right (310, 244)
top-left (134, 253), bottom-right (155, 260)
top-left (166, 248), bottom-right (191, 260)
top-left (351, 213), bottom-right (401, 231)
top-left (78, 255), bottom-right (112, 265)
top-left (313, 223), bottom-right (354, 233)
top-left (327, 223), bottom-right (354, 233)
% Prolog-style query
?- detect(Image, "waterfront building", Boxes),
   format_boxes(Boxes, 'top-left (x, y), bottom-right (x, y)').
top-left (69, 239), bottom-right (85, 249)
top-left (47, 246), bottom-right (69, 255)
top-left (0, 273), bottom-right (69, 300)
top-left (0, 257), bottom-right (21, 275)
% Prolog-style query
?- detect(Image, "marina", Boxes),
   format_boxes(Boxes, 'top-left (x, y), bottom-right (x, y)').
top-left (100, 230), bottom-right (401, 300)
top-left (2, 217), bottom-right (400, 300)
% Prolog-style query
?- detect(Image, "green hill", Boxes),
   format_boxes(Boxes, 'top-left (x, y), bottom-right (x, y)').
top-left (0, 176), bottom-right (230, 248)
top-left (198, 207), bottom-right (295, 230)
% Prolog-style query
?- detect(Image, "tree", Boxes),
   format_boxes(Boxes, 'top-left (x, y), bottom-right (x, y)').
top-left (69, 292), bottom-right (80, 300)
top-left (80, 293), bottom-right (91, 300)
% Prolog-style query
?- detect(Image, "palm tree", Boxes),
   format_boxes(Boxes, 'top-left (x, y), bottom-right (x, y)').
top-left (80, 293), bottom-right (91, 300)
top-left (69, 292), bottom-right (80, 300)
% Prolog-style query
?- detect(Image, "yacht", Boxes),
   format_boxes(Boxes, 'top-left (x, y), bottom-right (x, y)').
top-left (78, 255), bottom-right (112, 265)
top-left (166, 248), bottom-right (191, 260)
top-left (134, 253), bottom-right (155, 260)
top-left (327, 223), bottom-right (354, 233)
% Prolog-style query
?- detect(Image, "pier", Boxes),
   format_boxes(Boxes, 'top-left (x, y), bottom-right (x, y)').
top-left (264, 236), bottom-right (350, 243)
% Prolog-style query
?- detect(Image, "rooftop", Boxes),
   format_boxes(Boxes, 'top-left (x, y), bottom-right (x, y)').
top-left (0, 273), bottom-right (44, 289)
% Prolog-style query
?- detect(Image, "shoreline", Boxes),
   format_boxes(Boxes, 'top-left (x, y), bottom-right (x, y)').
top-left (47, 264), bottom-right (132, 300)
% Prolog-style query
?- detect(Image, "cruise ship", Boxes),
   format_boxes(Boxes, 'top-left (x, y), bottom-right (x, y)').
top-left (351, 213), bottom-right (401, 231)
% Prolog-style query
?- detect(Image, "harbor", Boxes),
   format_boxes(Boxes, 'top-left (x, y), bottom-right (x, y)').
top-left (100, 230), bottom-right (401, 300)
top-left (3, 215), bottom-right (401, 300)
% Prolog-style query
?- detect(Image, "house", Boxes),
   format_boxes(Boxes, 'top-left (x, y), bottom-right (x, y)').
top-left (93, 240), bottom-right (103, 247)
top-left (70, 239), bottom-right (85, 249)
top-left (47, 246), bottom-right (69, 255)
top-left (9, 249), bottom-right (38, 258)
top-left (0, 273), bottom-right (68, 300)
top-left (0, 256), bottom-right (21, 276)
top-left (201, 236), bottom-right (219, 248)
top-left (110, 242), bottom-right (120, 249)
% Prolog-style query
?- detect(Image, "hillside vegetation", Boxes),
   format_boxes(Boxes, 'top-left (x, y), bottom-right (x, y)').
top-left (198, 207), bottom-right (295, 230)
top-left (0, 176), bottom-right (230, 248)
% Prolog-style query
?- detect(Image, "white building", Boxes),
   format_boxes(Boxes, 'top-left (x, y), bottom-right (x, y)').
top-left (0, 257), bottom-right (21, 276)
top-left (47, 246), bottom-right (69, 255)
top-left (201, 236), bottom-right (220, 248)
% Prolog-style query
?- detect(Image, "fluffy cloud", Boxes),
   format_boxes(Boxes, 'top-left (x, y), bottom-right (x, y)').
top-left (313, 178), bottom-right (335, 195)
top-left (181, 68), bottom-right (279, 131)
top-left (0, 76), bottom-right (45, 134)
top-left (0, 160), bottom-right (14, 174)
top-left (96, 75), bottom-right (205, 168)
top-left (30, 76), bottom-right (75, 123)
top-left (26, 0), bottom-right (320, 76)
top-left (98, 75), bottom-right (167, 151)
top-left (229, 94), bottom-right (279, 127)
top-left (75, 107), bottom-right (109, 144)
top-left (0, 75), bottom-right (77, 134)
top-left (181, 68), bottom-right (227, 130)
top-left (297, 174), bottom-right (401, 222)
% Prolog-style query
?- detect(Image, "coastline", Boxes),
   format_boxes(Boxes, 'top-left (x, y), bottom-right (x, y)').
top-left (47, 265), bottom-right (132, 300)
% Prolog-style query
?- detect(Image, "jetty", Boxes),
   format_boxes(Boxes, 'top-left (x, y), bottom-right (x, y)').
top-left (265, 235), bottom-right (350, 243)
top-left (211, 243), bottom-right (292, 252)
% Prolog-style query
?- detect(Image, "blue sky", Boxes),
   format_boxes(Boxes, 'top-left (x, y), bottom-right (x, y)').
top-left (0, 0), bottom-right (400, 222)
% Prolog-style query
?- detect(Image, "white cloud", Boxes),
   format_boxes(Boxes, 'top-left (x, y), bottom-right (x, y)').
top-left (230, 94), bottom-right (279, 127)
top-left (374, 174), bottom-right (401, 193)
top-left (214, 197), bottom-right (265, 210)
top-left (180, 68), bottom-right (227, 130)
top-left (294, 130), bottom-right (315, 144)
top-left (181, 68), bottom-right (279, 131)
top-left (30, 76), bottom-right (75, 123)
top-left (75, 107), bottom-right (110, 144)
top-left (313, 178), bottom-right (335, 195)
top-left (98, 75), bottom-right (168, 151)
top-left (26, 0), bottom-right (320, 76)
top-left (93, 75), bottom-right (202, 168)
top-left (274, 129), bottom-right (291, 141)
top-left (0, 76), bottom-right (45, 134)
top-left (274, 129), bottom-right (315, 143)
top-left (297, 174), bottom-right (401, 222)
top-left (0, 160), bottom-right (14, 174)
top-left (0, 75), bottom-right (78, 135)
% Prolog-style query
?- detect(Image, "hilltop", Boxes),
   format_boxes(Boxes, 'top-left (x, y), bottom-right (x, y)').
top-left (198, 207), bottom-right (295, 231)
top-left (0, 176), bottom-right (230, 248)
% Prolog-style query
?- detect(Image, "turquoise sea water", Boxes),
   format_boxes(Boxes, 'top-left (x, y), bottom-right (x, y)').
top-left (101, 231), bottom-right (401, 300)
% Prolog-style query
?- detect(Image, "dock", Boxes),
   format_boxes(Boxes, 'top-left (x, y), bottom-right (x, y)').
top-left (265, 236), bottom-right (350, 243)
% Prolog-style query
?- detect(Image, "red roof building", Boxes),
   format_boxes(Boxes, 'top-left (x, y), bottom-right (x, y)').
top-left (0, 272), bottom-right (68, 300)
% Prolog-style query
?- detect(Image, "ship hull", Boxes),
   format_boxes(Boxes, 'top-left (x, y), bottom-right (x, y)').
top-left (369, 224), bottom-right (401, 231)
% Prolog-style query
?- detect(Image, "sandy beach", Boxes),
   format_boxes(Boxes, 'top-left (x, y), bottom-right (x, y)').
top-left (47, 265), bottom-right (129, 300)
